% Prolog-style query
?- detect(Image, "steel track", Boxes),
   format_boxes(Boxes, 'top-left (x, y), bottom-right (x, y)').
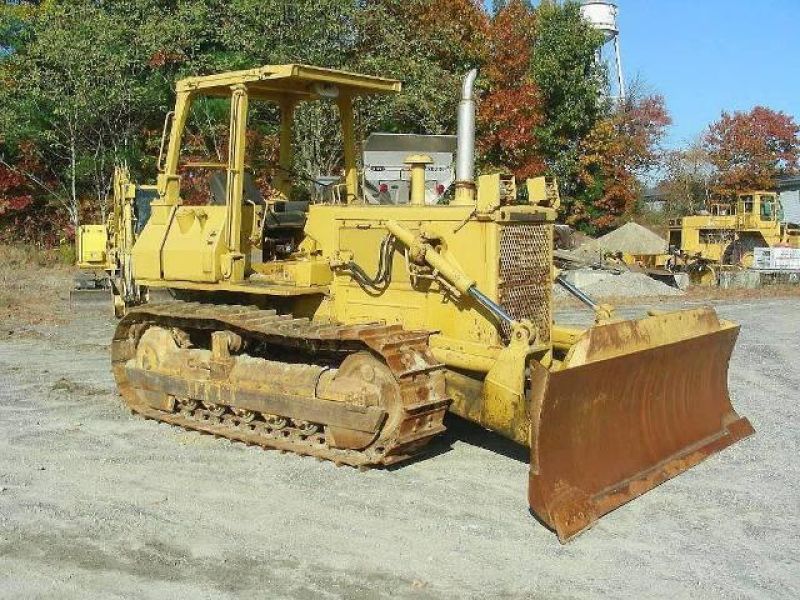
top-left (111, 301), bottom-right (450, 467)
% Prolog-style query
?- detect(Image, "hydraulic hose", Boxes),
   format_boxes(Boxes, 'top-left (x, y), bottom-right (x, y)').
top-left (345, 234), bottom-right (395, 292)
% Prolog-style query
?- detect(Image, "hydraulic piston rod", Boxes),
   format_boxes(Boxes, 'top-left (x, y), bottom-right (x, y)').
top-left (468, 287), bottom-right (513, 326)
top-left (555, 274), bottom-right (598, 310)
top-left (386, 220), bottom-right (514, 326)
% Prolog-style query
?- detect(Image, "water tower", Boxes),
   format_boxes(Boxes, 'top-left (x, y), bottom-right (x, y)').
top-left (580, 0), bottom-right (625, 102)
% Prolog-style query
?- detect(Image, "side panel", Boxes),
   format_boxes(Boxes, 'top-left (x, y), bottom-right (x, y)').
top-left (132, 203), bottom-right (175, 281)
top-left (682, 218), bottom-right (733, 262)
top-left (76, 224), bottom-right (109, 268)
top-left (161, 206), bottom-right (228, 282)
top-left (135, 204), bottom-right (255, 283)
top-left (333, 216), bottom-right (499, 345)
top-left (305, 204), bottom-right (554, 352)
top-left (306, 205), bottom-right (508, 349)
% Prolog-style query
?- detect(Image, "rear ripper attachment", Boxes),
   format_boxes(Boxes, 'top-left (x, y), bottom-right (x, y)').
top-left (111, 302), bottom-right (450, 467)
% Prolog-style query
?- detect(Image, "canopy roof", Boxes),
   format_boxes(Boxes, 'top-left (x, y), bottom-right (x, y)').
top-left (176, 64), bottom-right (401, 101)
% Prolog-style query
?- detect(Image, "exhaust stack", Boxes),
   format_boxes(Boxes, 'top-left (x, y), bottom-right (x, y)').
top-left (454, 69), bottom-right (477, 204)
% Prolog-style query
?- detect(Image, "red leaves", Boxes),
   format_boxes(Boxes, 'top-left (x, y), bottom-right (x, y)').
top-left (0, 143), bottom-right (41, 217)
top-left (478, 84), bottom-right (546, 179)
top-left (484, 0), bottom-right (536, 87)
top-left (477, 1), bottom-right (545, 180)
top-left (0, 143), bottom-right (67, 245)
top-left (615, 95), bottom-right (672, 171)
top-left (148, 49), bottom-right (185, 68)
top-left (704, 106), bottom-right (800, 194)
top-left (0, 165), bottom-right (27, 201)
top-left (6, 195), bottom-right (34, 212)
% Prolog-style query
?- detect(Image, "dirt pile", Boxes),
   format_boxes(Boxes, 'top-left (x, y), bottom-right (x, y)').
top-left (554, 224), bottom-right (593, 250)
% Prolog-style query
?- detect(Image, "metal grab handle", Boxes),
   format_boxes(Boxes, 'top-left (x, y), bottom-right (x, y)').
top-left (157, 111), bottom-right (174, 173)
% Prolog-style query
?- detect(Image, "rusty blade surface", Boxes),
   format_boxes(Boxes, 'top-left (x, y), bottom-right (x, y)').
top-left (528, 314), bottom-right (754, 543)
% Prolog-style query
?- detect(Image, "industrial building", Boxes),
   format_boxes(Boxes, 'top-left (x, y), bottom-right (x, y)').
top-left (777, 175), bottom-right (800, 223)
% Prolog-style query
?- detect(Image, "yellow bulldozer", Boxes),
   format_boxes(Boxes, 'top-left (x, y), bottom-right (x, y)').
top-left (74, 223), bottom-right (114, 292)
top-left (72, 168), bottom-right (150, 315)
top-left (667, 191), bottom-right (800, 283)
top-left (110, 64), bottom-right (753, 542)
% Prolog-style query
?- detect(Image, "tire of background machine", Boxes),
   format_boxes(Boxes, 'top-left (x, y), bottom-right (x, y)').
top-left (700, 265), bottom-right (717, 286)
top-left (722, 241), bottom-right (740, 266)
top-left (736, 235), bottom-right (763, 268)
top-left (113, 293), bottom-right (125, 318)
top-left (689, 264), bottom-right (716, 286)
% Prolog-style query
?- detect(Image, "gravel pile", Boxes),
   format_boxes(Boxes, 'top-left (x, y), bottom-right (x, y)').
top-left (556, 269), bottom-right (684, 299)
top-left (575, 222), bottom-right (667, 258)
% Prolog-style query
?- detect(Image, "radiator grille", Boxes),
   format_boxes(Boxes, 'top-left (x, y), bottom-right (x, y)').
top-left (497, 224), bottom-right (552, 342)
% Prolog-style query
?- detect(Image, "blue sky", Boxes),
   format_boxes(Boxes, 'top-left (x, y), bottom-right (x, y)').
top-left (614, 0), bottom-right (800, 148)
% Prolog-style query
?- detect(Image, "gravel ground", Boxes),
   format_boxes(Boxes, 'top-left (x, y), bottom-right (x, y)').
top-left (0, 297), bottom-right (798, 599)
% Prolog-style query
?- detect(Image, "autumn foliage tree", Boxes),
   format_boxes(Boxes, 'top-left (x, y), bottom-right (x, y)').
top-left (477, 1), bottom-right (545, 179)
top-left (571, 92), bottom-right (671, 233)
top-left (0, 161), bottom-right (33, 218)
top-left (659, 141), bottom-right (714, 216)
top-left (0, 141), bottom-right (68, 245)
top-left (412, 0), bottom-right (488, 73)
top-left (704, 106), bottom-right (800, 195)
top-left (354, 0), bottom-right (488, 136)
top-left (531, 1), bottom-right (605, 187)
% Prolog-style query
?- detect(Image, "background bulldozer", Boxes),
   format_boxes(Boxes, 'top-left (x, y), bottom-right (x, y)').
top-left (71, 168), bottom-right (150, 315)
top-left (667, 191), bottom-right (800, 283)
top-left (73, 222), bottom-right (115, 294)
top-left (110, 64), bottom-right (753, 542)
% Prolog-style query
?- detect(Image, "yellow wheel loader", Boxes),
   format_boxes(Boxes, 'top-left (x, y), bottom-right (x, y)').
top-left (667, 192), bottom-right (800, 279)
top-left (111, 64), bottom-right (753, 542)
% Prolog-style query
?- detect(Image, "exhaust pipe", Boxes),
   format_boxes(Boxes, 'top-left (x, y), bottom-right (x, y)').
top-left (455, 69), bottom-right (477, 184)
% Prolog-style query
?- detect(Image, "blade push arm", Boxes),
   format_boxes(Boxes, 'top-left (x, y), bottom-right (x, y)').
top-left (555, 273), bottom-right (615, 323)
top-left (385, 220), bottom-right (514, 326)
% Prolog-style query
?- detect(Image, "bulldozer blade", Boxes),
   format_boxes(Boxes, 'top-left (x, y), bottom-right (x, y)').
top-left (528, 308), bottom-right (754, 542)
top-left (644, 268), bottom-right (681, 289)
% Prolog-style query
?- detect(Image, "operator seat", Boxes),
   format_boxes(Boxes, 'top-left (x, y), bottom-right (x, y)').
top-left (206, 170), bottom-right (310, 260)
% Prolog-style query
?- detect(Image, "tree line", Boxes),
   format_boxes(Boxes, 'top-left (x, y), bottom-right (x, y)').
top-left (0, 0), bottom-right (797, 246)
top-left (660, 106), bottom-right (800, 216)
